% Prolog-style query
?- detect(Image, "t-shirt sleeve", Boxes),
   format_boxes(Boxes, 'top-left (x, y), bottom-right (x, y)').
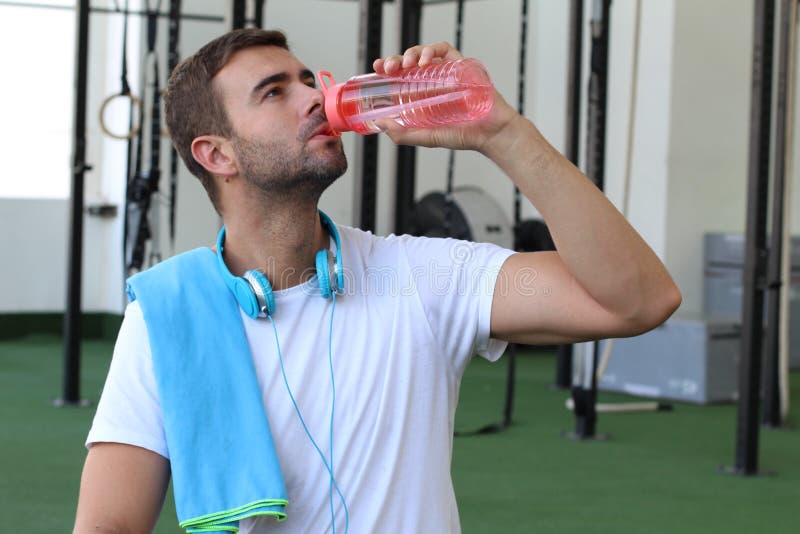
top-left (400, 235), bottom-right (515, 368)
top-left (85, 300), bottom-right (169, 459)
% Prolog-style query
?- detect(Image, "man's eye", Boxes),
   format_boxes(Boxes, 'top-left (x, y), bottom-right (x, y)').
top-left (264, 87), bottom-right (283, 98)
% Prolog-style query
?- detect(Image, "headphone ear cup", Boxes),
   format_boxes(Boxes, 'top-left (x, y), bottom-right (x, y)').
top-left (334, 251), bottom-right (344, 295)
top-left (232, 277), bottom-right (260, 319)
top-left (318, 210), bottom-right (346, 295)
top-left (316, 249), bottom-right (333, 299)
top-left (244, 270), bottom-right (276, 316)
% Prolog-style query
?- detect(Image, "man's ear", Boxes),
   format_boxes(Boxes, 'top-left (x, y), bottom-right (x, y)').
top-left (191, 135), bottom-right (238, 177)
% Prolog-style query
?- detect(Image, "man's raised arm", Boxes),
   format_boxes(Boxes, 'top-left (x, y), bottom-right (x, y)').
top-left (484, 112), bottom-right (680, 344)
top-left (374, 42), bottom-right (682, 344)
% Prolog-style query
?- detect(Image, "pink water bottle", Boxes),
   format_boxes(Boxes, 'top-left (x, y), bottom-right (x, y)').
top-left (317, 58), bottom-right (494, 135)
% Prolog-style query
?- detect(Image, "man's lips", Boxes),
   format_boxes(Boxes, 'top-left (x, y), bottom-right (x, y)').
top-left (308, 122), bottom-right (338, 139)
top-left (300, 114), bottom-right (338, 141)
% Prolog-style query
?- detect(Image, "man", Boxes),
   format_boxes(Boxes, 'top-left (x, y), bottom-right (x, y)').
top-left (74, 29), bottom-right (681, 533)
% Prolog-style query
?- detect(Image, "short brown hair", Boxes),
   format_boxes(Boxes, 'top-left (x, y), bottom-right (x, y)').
top-left (164, 29), bottom-right (289, 211)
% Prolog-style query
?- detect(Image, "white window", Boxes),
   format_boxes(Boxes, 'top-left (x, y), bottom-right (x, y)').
top-left (0, 1), bottom-right (76, 198)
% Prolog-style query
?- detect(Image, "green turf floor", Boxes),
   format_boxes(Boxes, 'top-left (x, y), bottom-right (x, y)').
top-left (1, 335), bottom-right (798, 533)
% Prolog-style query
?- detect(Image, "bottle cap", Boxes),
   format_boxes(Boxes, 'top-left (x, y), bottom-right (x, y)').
top-left (317, 71), bottom-right (349, 134)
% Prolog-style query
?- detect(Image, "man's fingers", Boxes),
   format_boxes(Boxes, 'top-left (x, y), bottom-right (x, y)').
top-left (380, 55), bottom-right (404, 74)
top-left (409, 42), bottom-right (462, 65)
top-left (375, 42), bottom-right (463, 75)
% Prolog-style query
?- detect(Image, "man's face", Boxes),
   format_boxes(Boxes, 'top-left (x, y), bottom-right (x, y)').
top-left (214, 45), bottom-right (347, 198)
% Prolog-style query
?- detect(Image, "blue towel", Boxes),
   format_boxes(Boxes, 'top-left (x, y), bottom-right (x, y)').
top-left (127, 248), bottom-right (288, 533)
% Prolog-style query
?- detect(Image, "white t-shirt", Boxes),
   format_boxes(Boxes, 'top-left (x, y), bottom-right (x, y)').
top-left (87, 226), bottom-right (514, 533)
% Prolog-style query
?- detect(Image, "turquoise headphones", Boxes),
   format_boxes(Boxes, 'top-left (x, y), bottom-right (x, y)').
top-left (215, 210), bottom-right (345, 317)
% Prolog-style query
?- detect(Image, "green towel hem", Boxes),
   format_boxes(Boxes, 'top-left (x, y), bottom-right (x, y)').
top-left (179, 499), bottom-right (288, 531)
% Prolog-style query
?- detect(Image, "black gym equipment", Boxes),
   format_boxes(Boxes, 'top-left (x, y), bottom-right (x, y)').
top-left (724, 0), bottom-right (775, 476)
top-left (413, 188), bottom-right (514, 247)
top-left (97, 1), bottom-right (139, 142)
top-left (60, 2), bottom-right (225, 406)
top-left (353, 0), bottom-right (384, 233)
top-left (762, 0), bottom-right (796, 430)
top-left (394, 0), bottom-right (422, 236)
top-left (101, 0), bottom-right (182, 275)
top-left (166, 0), bottom-right (183, 249)
top-left (125, 0), bottom-right (166, 273)
top-left (723, 0), bottom-right (796, 477)
top-left (56, 0), bottom-right (92, 408)
top-left (445, 0), bottom-right (468, 239)
top-left (232, 0), bottom-right (267, 33)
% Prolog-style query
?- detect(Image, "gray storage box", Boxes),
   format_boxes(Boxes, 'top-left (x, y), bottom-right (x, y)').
top-left (704, 232), bottom-right (800, 267)
top-left (703, 232), bottom-right (800, 368)
top-left (598, 316), bottom-right (740, 404)
top-left (704, 233), bottom-right (747, 266)
top-left (703, 266), bottom-right (744, 321)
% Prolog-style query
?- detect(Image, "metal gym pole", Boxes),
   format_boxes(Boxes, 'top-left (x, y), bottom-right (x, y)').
top-left (353, 0), bottom-right (383, 232)
top-left (725, 0), bottom-right (775, 476)
top-left (57, 0), bottom-right (91, 407)
top-left (231, 0), bottom-right (245, 29)
top-left (762, 0), bottom-right (797, 429)
top-left (231, 0), bottom-right (266, 29)
top-left (255, 0), bottom-right (265, 28)
top-left (394, 0), bottom-right (422, 235)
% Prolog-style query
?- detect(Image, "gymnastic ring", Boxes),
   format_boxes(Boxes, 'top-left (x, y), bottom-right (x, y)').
top-left (99, 92), bottom-right (141, 140)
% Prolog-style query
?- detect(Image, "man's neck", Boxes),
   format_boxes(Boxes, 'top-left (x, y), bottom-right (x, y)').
top-left (221, 202), bottom-right (329, 291)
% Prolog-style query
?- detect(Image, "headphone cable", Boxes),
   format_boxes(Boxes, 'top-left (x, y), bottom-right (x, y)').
top-left (268, 296), bottom-right (349, 533)
top-left (328, 294), bottom-right (340, 532)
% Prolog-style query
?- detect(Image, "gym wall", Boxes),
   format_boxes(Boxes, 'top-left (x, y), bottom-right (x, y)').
top-left (1, 0), bottom-right (796, 319)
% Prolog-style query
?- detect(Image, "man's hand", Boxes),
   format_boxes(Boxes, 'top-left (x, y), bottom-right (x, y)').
top-left (372, 42), bottom-right (518, 152)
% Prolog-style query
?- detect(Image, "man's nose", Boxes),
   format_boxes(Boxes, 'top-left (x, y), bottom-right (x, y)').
top-left (303, 86), bottom-right (325, 117)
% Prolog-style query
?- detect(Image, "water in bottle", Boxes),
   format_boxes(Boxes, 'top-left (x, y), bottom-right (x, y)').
top-left (317, 58), bottom-right (494, 135)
